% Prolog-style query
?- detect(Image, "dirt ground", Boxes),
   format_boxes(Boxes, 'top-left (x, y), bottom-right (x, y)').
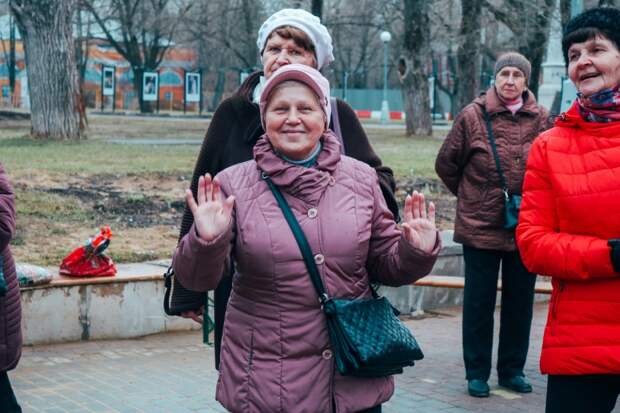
top-left (10, 172), bottom-right (455, 266)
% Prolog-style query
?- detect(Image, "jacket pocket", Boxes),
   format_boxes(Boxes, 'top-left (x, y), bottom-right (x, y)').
top-left (242, 327), bottom-right (256, 412)
top-left (550, 281), bottom-right (564, 335)
top-left (246, 327), bottom-right (255, 374)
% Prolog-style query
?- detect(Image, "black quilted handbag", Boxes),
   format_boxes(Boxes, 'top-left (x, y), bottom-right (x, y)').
top-left (264, 174), bottom-right (423, 377)
top-left (163, 266), bottom-right (206, 316)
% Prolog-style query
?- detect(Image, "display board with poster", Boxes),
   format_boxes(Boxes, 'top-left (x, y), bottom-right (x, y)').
top-left (185, 72), bottom-right (201, 103)
top-left (142, 72), bottom-right (159, 102)
top-left (102, 66), bottom-right (115, 96)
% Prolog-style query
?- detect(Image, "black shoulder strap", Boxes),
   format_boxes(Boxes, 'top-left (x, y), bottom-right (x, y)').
top-left (262, 173), bottom-right (329, 305)
top-left (481, 107), bottom-right (507, 192)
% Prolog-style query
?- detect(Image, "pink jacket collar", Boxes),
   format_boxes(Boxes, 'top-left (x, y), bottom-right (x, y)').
top-left (253, 130), bottom-right (341, 204)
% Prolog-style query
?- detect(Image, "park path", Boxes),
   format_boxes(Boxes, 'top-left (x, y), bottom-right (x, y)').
top-left (13, 302), bottom-right (617, 413)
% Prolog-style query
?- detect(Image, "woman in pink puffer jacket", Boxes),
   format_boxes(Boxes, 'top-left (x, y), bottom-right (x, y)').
top-left (0, 162), bottom-right (22, 413)
top-left (173, 64), bottom-right (441, 413)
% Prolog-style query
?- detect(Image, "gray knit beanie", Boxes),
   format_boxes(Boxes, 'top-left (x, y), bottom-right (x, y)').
top-left (494, 52), bottom-right (532, 83)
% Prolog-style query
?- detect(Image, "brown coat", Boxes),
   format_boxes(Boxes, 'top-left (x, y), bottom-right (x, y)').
top-left (435, 87), bottom-right (551, 251)
top-left (0, 163), bottom-right (21, 372)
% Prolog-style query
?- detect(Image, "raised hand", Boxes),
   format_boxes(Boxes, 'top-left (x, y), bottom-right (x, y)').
top-left (186, 173), bottom-right (235, 242)
top-left (402, 191), bottom-right (437, 253)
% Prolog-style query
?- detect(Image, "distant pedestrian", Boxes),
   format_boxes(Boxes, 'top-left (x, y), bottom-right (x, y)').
top-left (174, 7), bottom-right (399, 372)
top-left (0, 163), bottom-right (22, 413)
top-left (435, 52), bottom-right (551, 397)
top-left (172, 64), bottom-right (440, 413)
top-left (516, 7), bottom-right (620, 413)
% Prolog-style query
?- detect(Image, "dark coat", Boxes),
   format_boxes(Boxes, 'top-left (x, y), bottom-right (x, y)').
top-left (435, 87), bottom-right (551, 251)
top-left (0, 163), bottom-right (21, 372)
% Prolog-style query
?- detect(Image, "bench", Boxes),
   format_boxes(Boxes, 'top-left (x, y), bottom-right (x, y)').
top-left (413, 275), bottom-right (553, 294)
top-left (19, 262), bottom-right (200, 345)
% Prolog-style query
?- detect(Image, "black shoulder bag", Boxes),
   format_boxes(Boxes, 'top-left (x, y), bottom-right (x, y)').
top-left (481, 107), bottom-right (522, 230)
top-left (263, 173), bottom-right (423, 377)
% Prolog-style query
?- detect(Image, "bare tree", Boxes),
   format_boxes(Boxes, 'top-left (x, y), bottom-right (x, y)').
top-left (311, 0), bottom-right (323, 18)
top-left (486, 0), bottom-right (555, 98)
top-left (75, 7), bottom-right (94, 90)
top-left (560, 0), bottom-right (571, 26)
top-left (183, 0), bottom-right (263, 108)
top-left (399, 0), bottom-right (432, 136)
top-left (326, 1), bottom-right (395, 89)
top-left (83, 0), bottom-right (192, 112)
top-left (10, 0), bottom-right (85, 139)
top-left (455, 0), bottom-right (483, 112)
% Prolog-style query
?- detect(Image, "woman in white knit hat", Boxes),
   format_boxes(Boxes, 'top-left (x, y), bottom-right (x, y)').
top-left (173, 6), bottom-right (399, 385)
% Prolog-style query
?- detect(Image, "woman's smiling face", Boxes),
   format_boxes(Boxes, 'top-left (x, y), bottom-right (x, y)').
top-left (568, 35), bottom-right (620, 98)
top-left (264, 82), bottom-right (325, 160)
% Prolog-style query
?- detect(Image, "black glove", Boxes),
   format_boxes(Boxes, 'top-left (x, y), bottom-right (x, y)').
top-left (608, 239), bottom-right (620, 273)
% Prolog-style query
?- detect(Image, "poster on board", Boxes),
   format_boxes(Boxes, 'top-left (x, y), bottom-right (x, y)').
top-left (143, 72), bottom-right (158, 102)
top-left (185, 72), bottom-right (201, 103)
top-left (102, 66), bottom-right (115, 96)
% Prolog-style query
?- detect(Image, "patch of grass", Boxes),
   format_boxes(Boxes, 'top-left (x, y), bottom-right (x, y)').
top-left (15, 188), bottom-right (92, 221)
top-left (2, 137), bottom-right (197, 178)
top-left (366, 129), bottom-right (443, 179)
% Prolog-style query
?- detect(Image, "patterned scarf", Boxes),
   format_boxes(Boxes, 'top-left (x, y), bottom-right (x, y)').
top-left (577, 84), bottom-right (620, 122)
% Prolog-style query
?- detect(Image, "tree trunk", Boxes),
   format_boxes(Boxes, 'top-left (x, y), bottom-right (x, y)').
top-left (131, 67), bottom-right (154, 113)
top-left (11, 0), bottom-right (85, 140)
top-left (311, 0), bottom-right (323, 19)
top-left (400, 0), bottom-right (432, 137)
top-left (517, 0), bottom-right (554, 98)
top-left (455, 0), bottom-right (483, 113)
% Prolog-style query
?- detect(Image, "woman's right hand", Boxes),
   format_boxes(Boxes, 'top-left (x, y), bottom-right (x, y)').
top-left (186, 173), bottom-right (235, 242)
top-left (181, 306), bottom-right (205, 325)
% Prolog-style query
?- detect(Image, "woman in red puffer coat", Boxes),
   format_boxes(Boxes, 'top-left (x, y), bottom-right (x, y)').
top-left (0, 162), bottom-right (22, 412)
top-left (516, 7), bottom-right (620, 413)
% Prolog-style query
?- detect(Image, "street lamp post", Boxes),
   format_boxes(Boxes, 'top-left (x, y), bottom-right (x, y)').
top-left (380, 31), bottom-right (391, 124)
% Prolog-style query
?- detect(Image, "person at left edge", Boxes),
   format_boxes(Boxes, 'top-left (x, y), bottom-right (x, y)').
top-left (0, 163), bottom-right (22, 413)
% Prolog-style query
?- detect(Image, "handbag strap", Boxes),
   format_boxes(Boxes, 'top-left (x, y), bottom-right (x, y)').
top-left (480, 107), bottom-right (508, 195)
top-left (262, 173), bottom-right (330, 305)
top-left (330, 97), bottom-right (345, 155)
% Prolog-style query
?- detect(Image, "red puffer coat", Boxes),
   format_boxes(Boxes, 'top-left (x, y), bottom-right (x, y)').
top-left (517, 102), bottom-right (620, 375)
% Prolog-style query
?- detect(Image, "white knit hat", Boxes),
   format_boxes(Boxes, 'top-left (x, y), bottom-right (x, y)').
top-left (256, 8), bottom-right (335, 70)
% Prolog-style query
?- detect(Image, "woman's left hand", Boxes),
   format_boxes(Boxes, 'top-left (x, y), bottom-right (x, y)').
top-left (402, 191), bottom-right (437, 253)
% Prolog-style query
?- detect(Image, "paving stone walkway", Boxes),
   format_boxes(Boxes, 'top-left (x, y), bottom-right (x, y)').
top-left (11, 302), bottom-right (620, 413)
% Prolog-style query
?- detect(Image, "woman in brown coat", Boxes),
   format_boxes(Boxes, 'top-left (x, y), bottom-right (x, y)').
top-left (0, 162), bottom-right (22, 412)
top-left (435, 52), bottom-right (550, 398)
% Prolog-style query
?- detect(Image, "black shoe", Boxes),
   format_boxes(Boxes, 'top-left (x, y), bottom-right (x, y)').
top-left (498, 375), bottom-right (533, 393)
top-left (467, 379), bottom-right (490, 397)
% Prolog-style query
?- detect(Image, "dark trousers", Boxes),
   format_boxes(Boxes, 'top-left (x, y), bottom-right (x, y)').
top-left (546, 375), bottom-right (620, 413)
top-left (213, 274), bottom-right (233, 370)
top-left (462, 245), bottom-right (536, 381)
top-left (0, 371), bottom-right (22, 413)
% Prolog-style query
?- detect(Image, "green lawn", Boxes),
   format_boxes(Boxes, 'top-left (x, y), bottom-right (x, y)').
top-left (1, 116), bottom-right (448, 265)
top-left (2, 137), bottom-right (198, 177)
